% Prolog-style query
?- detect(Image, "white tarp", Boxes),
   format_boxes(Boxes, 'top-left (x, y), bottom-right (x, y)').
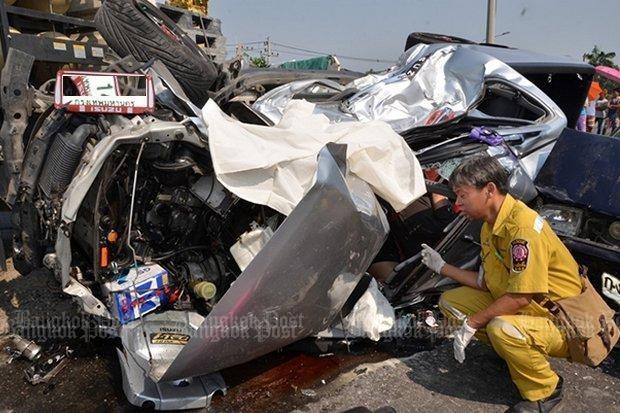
top-left (317, 278), bottom-right (395, 341)
top-left (204, 99), bottom-right (425, 215)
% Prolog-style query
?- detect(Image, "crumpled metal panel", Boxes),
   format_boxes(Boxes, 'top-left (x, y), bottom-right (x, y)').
top-left (157, 143), bottom-right (389, 382)
top-left (117, 311), bottom-right (227, 410)
top-left (253, 44), bottom-right (566, 138)
top-left (342, 45), bottom-right (486, 133)
top-left (251, 44), bottom-right (429, 125)
top-left (250, 78), bottom-right (346, 126)
top-left (350, 44), bottom-right (429, 90)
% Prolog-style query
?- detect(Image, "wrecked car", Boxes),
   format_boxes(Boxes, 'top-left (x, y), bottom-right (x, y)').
top-left (0, 1), bottom-right (616, 409)
top-left (4, 55), bottom-right (405, 407)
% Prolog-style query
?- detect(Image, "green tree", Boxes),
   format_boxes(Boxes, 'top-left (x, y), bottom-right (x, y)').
top-left (249, 56), bottom-right (269, 68)
top-left (583, 46), bottom-right (618, 94)
top-left (583, 46), bottom-right (616, 68)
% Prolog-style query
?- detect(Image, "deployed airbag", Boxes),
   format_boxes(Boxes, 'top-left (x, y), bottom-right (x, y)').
top-left (204, 99), bottom-right (425, 215)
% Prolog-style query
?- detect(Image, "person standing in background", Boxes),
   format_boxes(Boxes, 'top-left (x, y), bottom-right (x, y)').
top-left (608, 89), bottom-right (620, 134)
top-left (586, 97), bottom-right (596, 132)
top-left (576, 99), bottom-right (588, 132)
top-left (595, 91), bottom-right (609, 134)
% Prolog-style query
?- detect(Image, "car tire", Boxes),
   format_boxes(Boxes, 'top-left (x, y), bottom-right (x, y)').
top-left (95, 0), bottom-right (219, 107)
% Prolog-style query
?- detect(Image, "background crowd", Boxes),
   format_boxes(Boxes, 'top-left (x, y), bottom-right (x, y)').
top-left (577, 88), bottom-right (620, 136)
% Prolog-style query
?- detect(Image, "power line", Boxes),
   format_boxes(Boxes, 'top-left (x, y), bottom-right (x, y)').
top-left (277, 49), bottom-right (394, 64)
top-left (225, 39), bottom-right (396, 65)
top-left (276, 50), bottom-right (329, 57)
top-left (272, 41), bottom-right (327, 55)
top-left (277, 46), bottom-right (394, 64)
top-left (272, 40), bottom-right (396, 64)
top-left (225, 41), bottom-right (264, 46)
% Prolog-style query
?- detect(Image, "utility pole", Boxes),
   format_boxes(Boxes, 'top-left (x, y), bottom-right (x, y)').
top-left (261, 36), bottom-right (278, 66)
top-left (235, 43), bottom-right (245, 60)
top-left (486, 0), bottom-right (496, 44)
top-left (235, 43), bottom-right (254, 67)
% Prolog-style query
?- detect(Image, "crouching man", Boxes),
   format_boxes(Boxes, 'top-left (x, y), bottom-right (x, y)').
top-left (420, 155), bottom-right (582, 413)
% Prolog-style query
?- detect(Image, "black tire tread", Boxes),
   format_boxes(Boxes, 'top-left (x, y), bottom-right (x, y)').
top-left (95, 0), bottom-right (218, 106)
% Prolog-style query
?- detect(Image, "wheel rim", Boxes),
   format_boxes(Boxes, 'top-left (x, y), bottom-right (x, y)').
top-left (131, 0), bottom-right (213, 62)
top-left (134, 0), bottom-right (183, 43)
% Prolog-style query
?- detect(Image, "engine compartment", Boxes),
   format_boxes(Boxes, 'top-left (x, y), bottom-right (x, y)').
top-left (81, 145), bottom-right (283, 322)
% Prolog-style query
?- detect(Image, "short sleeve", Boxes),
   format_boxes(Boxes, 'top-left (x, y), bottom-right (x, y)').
top-left (506, 227), bottom-right (549, 294)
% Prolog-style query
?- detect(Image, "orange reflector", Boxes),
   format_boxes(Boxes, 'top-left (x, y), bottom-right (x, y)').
top-left (100, 246), bottom-right (109, 268)
top-left (107, 230), bottom-right (118, 243)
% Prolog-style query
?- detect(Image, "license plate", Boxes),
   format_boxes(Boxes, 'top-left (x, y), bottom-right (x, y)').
top-left (55, 70), bottom-right (155, 114)
top-left (601, 272), bottom-right (620, 306)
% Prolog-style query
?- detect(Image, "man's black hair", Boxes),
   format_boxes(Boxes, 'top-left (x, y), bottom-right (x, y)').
top-left (449, 154), bottom-right (510, 194)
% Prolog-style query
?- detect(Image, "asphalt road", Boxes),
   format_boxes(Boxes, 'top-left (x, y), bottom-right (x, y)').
top-left (1, 263), bottom-right (618, 413)
top-left (294, 341), bottom-right (619, 413)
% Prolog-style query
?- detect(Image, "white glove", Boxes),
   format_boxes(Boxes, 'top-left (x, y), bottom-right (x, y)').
top-left (453, 319), bottom-right (477, 363)
top-left (420, 243), bottom-right (445, 274)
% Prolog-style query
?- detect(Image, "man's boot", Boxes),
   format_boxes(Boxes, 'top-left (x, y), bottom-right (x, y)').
top-left (507, 376), bottom-right (563, 413)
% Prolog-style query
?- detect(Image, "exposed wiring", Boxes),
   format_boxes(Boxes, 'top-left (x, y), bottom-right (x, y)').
top-left (151, 245), bottom-right (212, 261)
top-left (127, 141), bottom-right (146, 270)
top-left (123, 140), bottom-right (152, 365)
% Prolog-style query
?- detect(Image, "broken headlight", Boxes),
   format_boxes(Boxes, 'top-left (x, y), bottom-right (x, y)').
top-left (538, 204), bottom-right (583, 237)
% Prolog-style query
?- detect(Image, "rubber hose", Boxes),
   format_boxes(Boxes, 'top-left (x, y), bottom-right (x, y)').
top-left (39, 124), bottom-right (98, 198)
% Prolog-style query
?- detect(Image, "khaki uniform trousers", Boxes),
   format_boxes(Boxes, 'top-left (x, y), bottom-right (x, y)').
top-left (439, 286), bottom-right (570, 401)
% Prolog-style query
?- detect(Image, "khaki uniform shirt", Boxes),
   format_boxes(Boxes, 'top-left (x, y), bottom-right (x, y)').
top-left (480, 194), bottom-right (582, 316)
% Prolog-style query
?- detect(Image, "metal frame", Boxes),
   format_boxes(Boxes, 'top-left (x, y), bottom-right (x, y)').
top-left (0, 3), bottom-right (109, 65)
top-left (158, 3), bottom-right (219, 43)
top-left (157, 3), bottom-right (225, 63)
top-left (0, 48), bottom-right (34, 206)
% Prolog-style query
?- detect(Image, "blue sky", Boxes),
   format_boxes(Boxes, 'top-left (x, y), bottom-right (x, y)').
top-left (210, 0), bottom-right (619, 71)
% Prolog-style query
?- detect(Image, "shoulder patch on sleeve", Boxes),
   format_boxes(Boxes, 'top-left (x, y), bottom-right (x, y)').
top-left (510, 239), bottom-right (529, 273)
top-left (533, 215), bottom-right (544, 234)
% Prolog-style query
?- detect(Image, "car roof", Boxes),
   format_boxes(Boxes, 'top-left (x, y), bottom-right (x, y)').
top-left (460, 44), bottom-right (595, 75)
